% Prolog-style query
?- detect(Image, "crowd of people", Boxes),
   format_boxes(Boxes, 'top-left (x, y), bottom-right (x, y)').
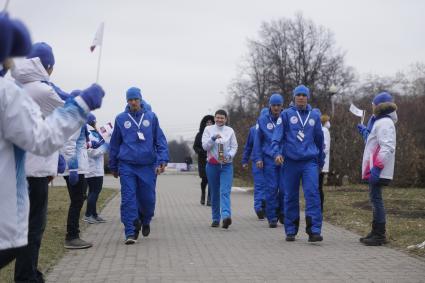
top-left (0, 11), bottom-right (398, 283)
top-left (195, 85), bottom-right (397, 246)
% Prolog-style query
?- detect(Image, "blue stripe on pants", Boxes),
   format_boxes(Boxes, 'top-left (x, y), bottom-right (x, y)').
top-left (119, 162), bottom-right (156, 238)
top-left (206, 163), bottom-right (233, 222)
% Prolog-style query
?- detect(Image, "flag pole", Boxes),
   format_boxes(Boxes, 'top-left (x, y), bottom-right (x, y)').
top-left (95, 43), bottom-right (103, 83)
top-left (4, 0), bottom-right (11, 11)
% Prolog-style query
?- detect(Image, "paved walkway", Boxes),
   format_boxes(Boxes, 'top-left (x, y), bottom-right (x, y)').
top-left (47, 175), bottom-right (425, 283)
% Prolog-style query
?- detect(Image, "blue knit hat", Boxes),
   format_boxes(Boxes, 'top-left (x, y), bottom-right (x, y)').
top-left (372, 92), bottom-right (393, 106)
top-left (293, 85), bottom-right (310, 98)
top-left (126, 87), bottom-right (142, 101)
top-left (27, 42), bottom-right (55, 70)
top-left (87, 113), bottom-right (96, 125)
top-left (269, 93), bottom-right (284, 105)
top-left (0, 12), bottom-right (32, 62)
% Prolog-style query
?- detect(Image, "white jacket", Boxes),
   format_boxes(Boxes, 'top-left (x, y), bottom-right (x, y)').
top-left (60, 127), bottom-right (89, 176)
top-left (0, 76), bottom-right (88, 250)
top-left (202, 124), bottom-right (238, 164)
top-left (86, 125), bottom-right (109, 178)
top-left (362, 115), bottom-right (396, 180)
top-left (322, 126), bottom-right (330, 173)
top-left (11, 58), bottom-right (64, 177)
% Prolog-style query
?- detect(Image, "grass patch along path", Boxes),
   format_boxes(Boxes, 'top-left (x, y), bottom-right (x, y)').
top-left (323, 184), bottom-right (425, 257)
top-left (0, 186), bottom-right (117, 282)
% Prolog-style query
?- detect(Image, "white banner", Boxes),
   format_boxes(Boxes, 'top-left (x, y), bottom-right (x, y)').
top-left (349, 103), bottom-right (364, 117)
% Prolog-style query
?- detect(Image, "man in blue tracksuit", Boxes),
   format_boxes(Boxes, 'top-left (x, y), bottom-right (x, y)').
top-left (242, 125), bottom-right (266, 220)
top-left (109, 87), bottom-right (169, 244)
top-left (272, 85), bottom-right (325, 242)
top-left (253, 94), bottom-right (285, 228)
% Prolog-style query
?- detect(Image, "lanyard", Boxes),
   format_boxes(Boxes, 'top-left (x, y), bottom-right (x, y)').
top-left (127, 113), bottom-right (145, 130)
top-left (268, 116), bottom-right (277, 128)
top-left (296, 110), bottom-right (311, 130)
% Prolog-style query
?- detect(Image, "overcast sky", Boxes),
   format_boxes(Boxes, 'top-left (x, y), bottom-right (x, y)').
top-left (8, 0), bottom-right (425, 141)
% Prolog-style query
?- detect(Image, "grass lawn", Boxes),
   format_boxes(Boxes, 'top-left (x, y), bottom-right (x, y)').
top-left (234, 177), bottom-right (425, 257)
top-left (323, 184), bottom-right (425, 257)
top-left (0, 186), bottom-right (117, 282)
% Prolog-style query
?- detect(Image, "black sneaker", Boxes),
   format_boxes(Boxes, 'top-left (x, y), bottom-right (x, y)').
top-left (359, 231), bottom-right (374, 243)
top-left (142, 224), bottom-right (150, 237)
top-left (269, 222), bottom-right (277, 228)
top-left (286, 234), bottom-right (296, 241)
top-left (211, 221), bottom-right (220, 227)
top-left (133, 219), bottom-right (142, 240)
top-left (308, 234), bottom-right (323, 242)
top-left (125, 236), bottom-right (136, 245)
top-left (222, 218), bottom-right (232, 229)
top-left (256, 210), bottom-right (265, 220)
top-left (362, 234), bottom-right (387, 246)
top-left (64, 238), bottom-right (93, 249)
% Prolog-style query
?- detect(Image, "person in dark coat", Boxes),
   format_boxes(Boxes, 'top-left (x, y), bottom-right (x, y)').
top-left (193, 115), bottom-right (214, 205)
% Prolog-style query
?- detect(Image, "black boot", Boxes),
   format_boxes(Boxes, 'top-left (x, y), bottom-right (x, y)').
top-left (200, 191), bottom-right (205, 205)
top-left (360, 222), bottom-right (376, 243)
top-left (206, 187), bottom-right (211, 206)
top-left (362, 223), bottom-right (387, 246)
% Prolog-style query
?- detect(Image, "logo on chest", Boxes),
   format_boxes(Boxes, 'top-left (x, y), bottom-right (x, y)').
top-left (266, 123), bottom-right (274, 130)
top-left (308, 119), bottom-right (315, 126)
top-left (290, 116), bottom-right (298, 124)
top-left (143, 120), bottom-right (150, 127)
top-left (124, 121), bottom-right (131, 129)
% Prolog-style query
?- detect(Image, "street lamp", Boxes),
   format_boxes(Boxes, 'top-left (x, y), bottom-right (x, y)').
top-left (329, 84), bottom-right (338, 117)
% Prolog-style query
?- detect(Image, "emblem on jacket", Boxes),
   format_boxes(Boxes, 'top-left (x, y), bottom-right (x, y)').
top-left (143, 120), bottom-right (150, 127)
top-left (267, 123), bottom-right (274, 130)
top-left (308, 119), bottom-right (315, 126)
top-left (124, 121), bottom-right (131, 129)
top-left (277, 117), bottom-right (282, 125)
top-left (290, 116), bottom-right (298, 124)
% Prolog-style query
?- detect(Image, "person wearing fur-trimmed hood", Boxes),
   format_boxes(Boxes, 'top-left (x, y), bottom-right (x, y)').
top-left (358, 92), bottom-right (397, 246)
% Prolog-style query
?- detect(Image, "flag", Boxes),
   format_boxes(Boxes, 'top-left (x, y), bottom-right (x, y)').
top-left (90, 22), bottom-right (104, 52)
top-left (349, 103), bottom-right (364, 117)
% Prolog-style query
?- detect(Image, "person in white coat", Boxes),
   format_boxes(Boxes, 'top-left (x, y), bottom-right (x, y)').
top-left (357, 92), bottom-right (397, 246)
top-left (202, 109), bottom-right (238, 229)
top-left (319, 114), bottom-right (331, 212)
top-left (60, 96), bottom-right (92, 249)
top-left (84, 113), bottom-right (109, 224)
top-left (0, 13), bottom-right (106, 269)
top-left (10, 42), bottom-right (64, 282)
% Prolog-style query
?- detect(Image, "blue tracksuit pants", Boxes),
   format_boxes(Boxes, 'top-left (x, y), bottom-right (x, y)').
top-left (252, 161), bottom-right (266, 213)
top-left (119, 162), bottom-right (156, 238)
top-left (263, 156), bottom-right (282, 223)
top-left (281, 158), bottom-right (322, 236)
top-left (206, 163), bottom-right (233, 222)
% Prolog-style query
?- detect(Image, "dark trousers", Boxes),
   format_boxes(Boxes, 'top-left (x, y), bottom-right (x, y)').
top-left (318, 172), bottom-right (325, 212)
top-left (64, 175), bottom-right (87, 240)
top-left (14, 177), bottom-right (49, 282)
top-left (0, 247), bottom-right (24, 270)
top-left (85, 176), bottom-right (104, 217)
top-left (201, 176), bottom-right (210, 202)
top-left (368, 179), bottom-right (390, 224)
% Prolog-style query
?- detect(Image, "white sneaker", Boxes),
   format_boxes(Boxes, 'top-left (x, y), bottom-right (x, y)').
top-left (83, 215), bottom-right (98, 224)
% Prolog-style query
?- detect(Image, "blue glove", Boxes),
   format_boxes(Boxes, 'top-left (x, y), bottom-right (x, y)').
top-left (90, 139), bottom-right (105, 149)
top-left (57, 154), bottom-right (66, 174)
top-left (357, 124), bottom-right (369, 141)
top-left (69, 170), bottom-right (79, 186)
top-left (369, 166), bottom-right (382, 185)
top-left (79, 84), bottom-right (105, 110)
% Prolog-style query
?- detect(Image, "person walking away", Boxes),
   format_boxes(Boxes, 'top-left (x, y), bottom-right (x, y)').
top-left (193, 115), bottom-right (214, 205)
top-left (319, 114), bottom-right (331, 212)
